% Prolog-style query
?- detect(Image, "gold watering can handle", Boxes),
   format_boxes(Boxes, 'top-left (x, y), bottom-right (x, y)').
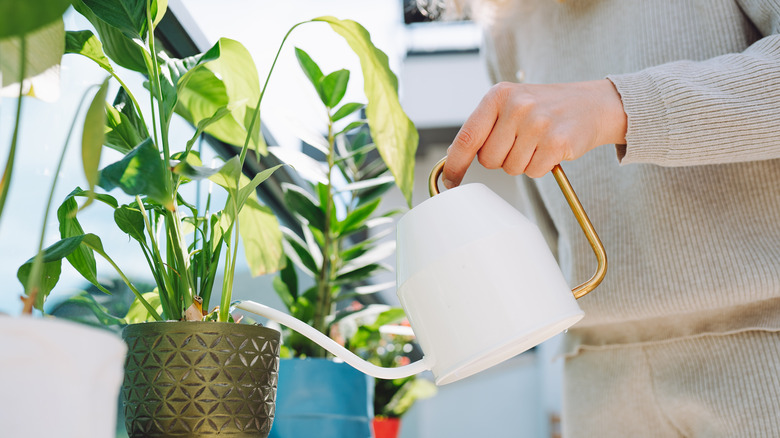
top-left (428, 157), bottom-right (607, 299)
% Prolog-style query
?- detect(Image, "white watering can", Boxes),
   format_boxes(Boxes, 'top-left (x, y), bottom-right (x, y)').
top-left (238, 158), bottom-right (607, 385)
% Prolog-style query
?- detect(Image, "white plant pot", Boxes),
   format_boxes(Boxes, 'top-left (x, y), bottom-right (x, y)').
top-left (0, 316), bottom-right (127, 438)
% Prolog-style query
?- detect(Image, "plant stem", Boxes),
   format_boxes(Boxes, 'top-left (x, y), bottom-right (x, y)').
top-left (238, 21), bottom-right (307, 167)
top-left (312, 112), bottom-right (338, 357)
top-left (137, 196), bottom-right (175, 319)
top-left (21, 85), bottom-right (100, 314)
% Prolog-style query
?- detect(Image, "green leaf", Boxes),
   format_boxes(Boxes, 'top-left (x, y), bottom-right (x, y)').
top-left (385, 378), bottom-right (437, 417)
top-left (294, 47), bottom-right (323, 93)
top-left (81, 0), bottom-right (147, 39)
top-left (17, 235), bottom-right (88, 309)
top-left (337, 175), bottom-right (394, 193)
top-left (356, 181), bottom-right (395, 207)
top-left (98, 138), bottom-right (173, 209)
top-left (273, 275), bottom-right (295, 311)
top-left (320, 69), bottom-right (349, 108)
top-left (153, 0), bottom-right (168, 26)
top-left (335, 120), bottom-right (367, 137)
top-left (125, 291), bottom-right (163, 323)
top-left (281, 228), bottom-right (318, 276)
top-left (17, 260), bottom-right (61, 311)
top-left (335, 263), bottom-right (388, 284)
top-left (338, 198), bottom-right (381, 235)
top-left (282, 183), bottom-right (325, 231)
top-left (0, 0), bottom-right (71, 38)
top-left (62, 292), bottom-right (127, 326)
top-left (331, 102), bottom-right (364, 122)
top-left (313, 16), bottom-right (418, 206)
top-left (114, 205), bottom-right (145, 242)
top-left (174, 155), bottom-right (231, 182)
top-left (103, 87), bottom-right (148, 153)
top-left (72, 0), bottom-right (148, 73)
top-left (155, 48), bottom-right (218, 131)
top-left (65, 30), bottom-right (113, 73)
top-left (184, 105), bottom-right (232, 152)
top-left (205, 155), bottom-right (240, 196)
top-left (104, 104), bottom-right (138, 154)
top-left (175, 38), bottom-right (264, 153)
top-left (238, 197), bottom-right (284, 277)
top-left (0, 18), bottom-right (65, 92)
top-left (57, 192), bottom-right (112, 295)
top-left (275, 257), bottom-right (298, 304)
top-left (81, 76), bottom-right (111, 208)
top-left (338, 241), bottom-right (395, 276)
top-left (236, 164), bottom-right (284, 209)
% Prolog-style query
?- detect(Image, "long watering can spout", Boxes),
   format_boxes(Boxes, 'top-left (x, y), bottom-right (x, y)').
top-left (236, 301), bottom-right (431, 380)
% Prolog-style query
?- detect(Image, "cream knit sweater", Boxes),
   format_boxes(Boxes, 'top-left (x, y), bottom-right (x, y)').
top-left (478, 0), bottom-right (780, 352)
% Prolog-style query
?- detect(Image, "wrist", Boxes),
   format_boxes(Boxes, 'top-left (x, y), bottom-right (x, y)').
top-left (597, 78), bottom-right (627, 146)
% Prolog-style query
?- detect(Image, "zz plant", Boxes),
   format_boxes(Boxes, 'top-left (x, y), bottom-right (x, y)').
top-left (272, 47), bottom-right (416, 358)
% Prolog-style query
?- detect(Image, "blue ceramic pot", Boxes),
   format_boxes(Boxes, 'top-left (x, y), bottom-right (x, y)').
top-left (270, 358), bottom-right (373, 438)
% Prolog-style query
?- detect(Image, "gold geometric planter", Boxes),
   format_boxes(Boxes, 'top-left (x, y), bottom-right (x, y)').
top-left (122, 321), bottom-right (281, 437)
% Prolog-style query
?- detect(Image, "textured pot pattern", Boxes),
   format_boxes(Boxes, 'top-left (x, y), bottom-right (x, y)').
top-left (122, 321), bottom-right (280, 437)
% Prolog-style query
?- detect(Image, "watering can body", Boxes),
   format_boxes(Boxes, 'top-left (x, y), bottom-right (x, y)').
top-left (395, 182), bottom-right (584, 384)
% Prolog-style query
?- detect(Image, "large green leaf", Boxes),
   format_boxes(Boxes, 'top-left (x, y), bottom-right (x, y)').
top-left (238, 197), bottom-right (284, 277)
top-left (81, 0), bottom-right (146, 39)
top-left (156, 47), bottom-right (219, 131)
top-left (72, 0), bottom-right (148, 73)
top-left (313, 17), bottom-right (417, 206)
top-left (0, 18), bottom-right (65, 94)
top-left (65, 30), bottom-right (113, 73)
top-left (98, 138), bottom-right (172, 209)
top-left (0, 0), bottom-right (71, 39)
top-left (175, 38), bottom-right (264, 153)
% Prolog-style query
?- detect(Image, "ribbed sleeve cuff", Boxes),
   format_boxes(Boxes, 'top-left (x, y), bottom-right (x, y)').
top-left (606, 72), bottom-right (673, 165)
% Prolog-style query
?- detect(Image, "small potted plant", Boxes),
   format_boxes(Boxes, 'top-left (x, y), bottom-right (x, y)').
top-left (341, 307), bottom-right (437, 438)
top-left (268, 45), bottom-right (417, 437)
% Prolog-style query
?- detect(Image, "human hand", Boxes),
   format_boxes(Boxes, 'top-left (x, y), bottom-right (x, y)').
top-left (442, 79), bottom-right (627, 188)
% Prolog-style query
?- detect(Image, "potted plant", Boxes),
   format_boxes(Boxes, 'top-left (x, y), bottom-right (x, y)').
top-left (11, 2), bottom-right (417, 438)
top-left (267, 45), bottom-right (417, 437)
top-left (0, 2), bottom-right (128, 437)
top-left (341, 307), bottom-right (437, 438)
top-left (13, 1), bottom-right (285, 436)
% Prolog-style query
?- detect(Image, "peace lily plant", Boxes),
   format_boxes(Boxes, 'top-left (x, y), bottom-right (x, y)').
top-left (12, 0), bottom-right (416, 327)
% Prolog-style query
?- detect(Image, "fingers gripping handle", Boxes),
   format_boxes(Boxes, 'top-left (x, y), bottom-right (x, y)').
top-left (236, 301), bottom-right (431, 379)
top-left (429, 157), bottom-right (607, 299)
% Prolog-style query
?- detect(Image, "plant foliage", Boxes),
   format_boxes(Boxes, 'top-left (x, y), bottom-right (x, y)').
top-left (272, 47), bottom-right (415, 358)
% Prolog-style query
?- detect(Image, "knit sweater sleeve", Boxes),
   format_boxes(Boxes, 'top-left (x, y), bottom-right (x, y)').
top-left (606, 0), bottom-right (780, 166)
